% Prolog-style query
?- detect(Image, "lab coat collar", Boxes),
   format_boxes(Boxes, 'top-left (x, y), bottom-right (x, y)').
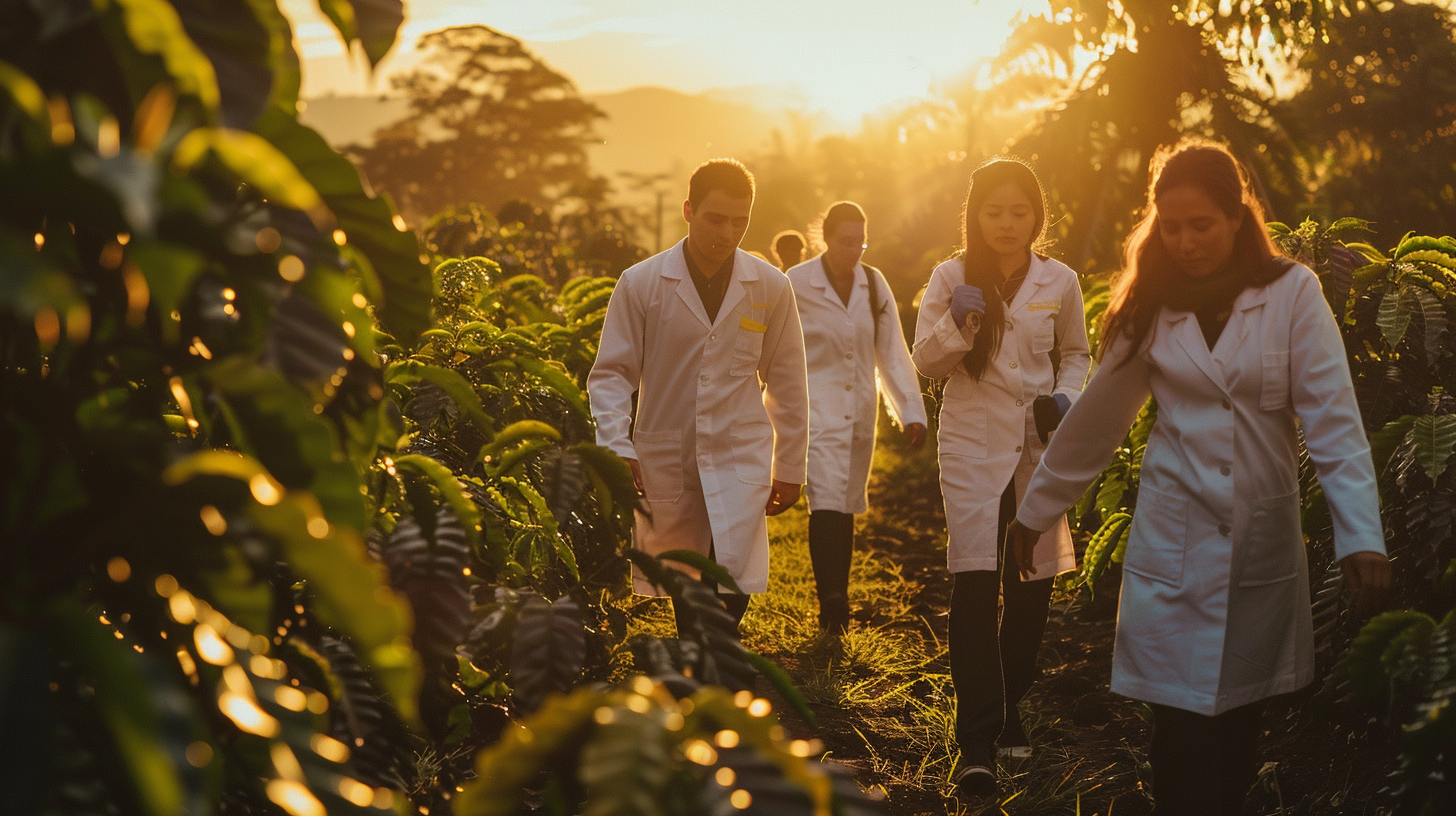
top-left (1007, 253), bottom-right (1055, 314)
top-left (808, 255), bottom-right (866, 312)
top-left (663, 240), bottom-right (760, 330)
top-left (1161, 285), bottom-right (1271, 391)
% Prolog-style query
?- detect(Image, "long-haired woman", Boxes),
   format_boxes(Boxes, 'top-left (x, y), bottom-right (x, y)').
top-left (1008, 140), bottom-right (1390, 814)
top-left (788, 202), bottom-right (926, 635)
top-left (911, 159), bottom-right (1091, 797)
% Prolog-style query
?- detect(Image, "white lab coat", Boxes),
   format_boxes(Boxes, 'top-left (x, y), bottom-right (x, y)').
top-left (787, 257), bottom-right (927, 514)
top-left (1016, 263), bottom-right (1385, 715)
top-left (912, 254), bottom-right (1091, 576)
top-left (588, 240), bottom-right (809, 595)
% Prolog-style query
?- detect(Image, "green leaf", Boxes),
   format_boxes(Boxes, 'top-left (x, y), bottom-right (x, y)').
top-left (1340, 610), bottom-right (1436, 703)
top-left (392, 453), bottom-right (482, 544)
top-left (0, 59), bottom-right (49, 147)
top-left (386, 360), bottom-right (495, 437)
top-left (249, 494), bottom-right (419, 722)
top-left (127, 239), bottom-right (205, 344)
top-left (658, 549), bottom-right (743, 595)
top-left (253, 109), bottom-right (432, 346)
top-left (515, 356), bottom-right (590, 417)
top-left (341, 0), bottom-right (405, 68)
top-left (314, 0), bottom-right (359, 47)
top-left (161, 448), bottom-right (271, 485)
top-left (744, 650), bottom-right (816, 727)
top-left (579, 708), bottom-right (672, 816)
top-left (100, 0), bottom-right (221, 110)
top-left (478, 419), bottom-right (562, 460)
top-left (171, 127), bottom-right (329, 225)
top-left (1377, 288), bottom-right (1413, 349)
top-left (1408, 413), bottom-right (1456, 482)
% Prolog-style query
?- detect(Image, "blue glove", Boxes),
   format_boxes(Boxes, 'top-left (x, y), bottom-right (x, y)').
top-left (949, 285), bottom-right (986, 329)
top-left (1053, 393), bottom-right (1071, 418)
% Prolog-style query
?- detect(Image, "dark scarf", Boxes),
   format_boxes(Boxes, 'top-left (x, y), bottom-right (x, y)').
top-left (1163, 257), bottom-right (1297, 348)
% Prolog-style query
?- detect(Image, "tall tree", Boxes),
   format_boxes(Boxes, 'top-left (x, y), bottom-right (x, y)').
top-left (1271, 1), bottom-right (1456, 244)
top-left (993, 0), bottom-right (1351, 272)
top-left (349, 25), bottom-right (607, 223)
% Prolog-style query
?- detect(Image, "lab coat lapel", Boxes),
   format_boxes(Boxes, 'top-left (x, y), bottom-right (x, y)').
top-left (809, 256), bottom-right (857, 315)
top-left (1213, 286), bottom-right (1270, 367)
top-left (1166, 309), bottom-right (1229, 393)
top-left (1007, 255), bottom-right (1053, 316)
top-left (710, 249), bottom-right (757, 329)
top-left (666, 241), bottom-right (713, 330)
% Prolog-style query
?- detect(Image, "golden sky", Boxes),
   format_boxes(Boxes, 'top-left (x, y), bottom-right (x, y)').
top-left (281, 0), bottom-right (1041, 126)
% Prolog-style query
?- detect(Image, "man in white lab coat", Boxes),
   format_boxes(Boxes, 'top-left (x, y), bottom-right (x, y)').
top-left (588, 159), bottom-right (809, 627)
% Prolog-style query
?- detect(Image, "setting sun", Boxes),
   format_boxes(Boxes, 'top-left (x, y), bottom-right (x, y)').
top-left (282, 0), bottom-right (1041, 124)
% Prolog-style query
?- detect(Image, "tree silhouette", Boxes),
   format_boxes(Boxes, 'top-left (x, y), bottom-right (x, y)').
top-left (1271, 1), bottom-right (1456, 244)
top-left (349, 25), bottom-right (607, 223)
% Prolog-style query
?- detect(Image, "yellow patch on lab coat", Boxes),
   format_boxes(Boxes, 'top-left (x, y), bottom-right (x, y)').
top-left (1026, 301), bottom-right (1061, 312)
top-left (739, 316), bottom-right (767, 333)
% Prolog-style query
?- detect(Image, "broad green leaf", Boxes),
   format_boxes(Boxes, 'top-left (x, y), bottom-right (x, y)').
top-left (393, 453), bottom-right (482, 544)
top-left (249, 494), bottom-right (419, 722)
top-left (386, 360), bottom-right (495, 437)
top-left (0, 59), bottom-right (48, 145)
top-left (59, 606), bottom-right (195, 816)
top-left (253, 109), bottom-right (432, 345)
top-left (314, 0), bottom-right (359, 50)
top-left (1377, 288), bottom-right (1413, 349)
top-left (478, 419), bottom-right (562, 460)
top-left (172, 127), bottom-right (329, 224)
top-left (126, 239), bottom-right (205, 344)
top-left (515, 356), bottom-right (590, 417)
top-left (658, 549), bottom-right (742, 594)
top-left (579, 709), bottom-right (672, 816)
top-left (98, 0), bottom-right (221, 110)
top-left (341, 0), bottom-right (405, 68)
top-left (161, 448), bottom-right (271, 485)
top-left (1408, 413), bottom-right (1456, 482)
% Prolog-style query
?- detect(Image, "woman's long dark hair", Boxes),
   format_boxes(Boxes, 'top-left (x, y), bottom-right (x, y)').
top-left (956, 158), bottom-right (1048, 380)
top-left (1101, 140), bottom-right (1283, 364)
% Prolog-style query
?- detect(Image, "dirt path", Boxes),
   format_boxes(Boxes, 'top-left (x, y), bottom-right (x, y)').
top-left (746, 437), bottom-right (1396, 816)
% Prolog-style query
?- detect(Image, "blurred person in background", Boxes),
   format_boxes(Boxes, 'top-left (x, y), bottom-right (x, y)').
top-left (771, 229), bottom-right (807, 271)
top-left (786, 202), bottom-right (926, 636)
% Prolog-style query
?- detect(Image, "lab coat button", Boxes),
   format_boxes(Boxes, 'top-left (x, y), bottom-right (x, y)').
top-left (1221, 466), bottom-right (1231, 476)
top-left (1016, 399), bottom-right (1024, 407)
top-left (846, 352), bottom-right (854, 360)
top-left (1015, 445), bottom-right (1023, 453)
top-left (1219, 523), bottom-right (1231, 536)
top-left (844, 384), bottom-right (852, 391)
top-left (700, 375), bottom-right (709, 384)
top-left (844, 414), bottom-right (852, 420)
top-left (1009, 362), bottom-right (1017, 369)
top-left (709, 334), bottom-right (715, 341)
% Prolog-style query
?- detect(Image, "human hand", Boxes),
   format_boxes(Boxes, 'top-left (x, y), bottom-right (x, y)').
top-left (904, 423), bottom-right (927, 451)
top-left (1006, 519), bottom-right (1044, 580)
top-left (1340, 550), bottom-right (1392, 616)
top-left (765, 480), bottom-right (801, 516)
top-left (1053, 393), bottom-right (1071, 418)
top-left (625, 458), bottom-right (644, 496)
top-left (949, 285), bottom-right (986, 329)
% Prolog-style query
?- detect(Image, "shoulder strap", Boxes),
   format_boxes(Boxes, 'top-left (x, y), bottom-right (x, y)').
top-left (862, 263), bottom-right (887, 345)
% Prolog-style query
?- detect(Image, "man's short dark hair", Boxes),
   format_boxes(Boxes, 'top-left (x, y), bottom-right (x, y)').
top-left (688, 158), bottom-right (755, 207)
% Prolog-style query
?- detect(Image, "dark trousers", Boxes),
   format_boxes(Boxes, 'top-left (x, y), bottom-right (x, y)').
top-left (949, 480), bottom-right (1053, 766)
top-left (808, 510), bottom-right (855, 632)
top-left (1149, 701), bottom-right (1264, 816)
top-left (671, 541), bottom-right (750, 635)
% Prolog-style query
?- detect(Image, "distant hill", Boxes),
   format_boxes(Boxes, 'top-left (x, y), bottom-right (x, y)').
top-left (300, 85), bottom-right (790, 179)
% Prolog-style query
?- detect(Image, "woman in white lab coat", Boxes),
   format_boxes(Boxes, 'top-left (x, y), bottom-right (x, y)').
top-left (1008, 141), bottom-right (1391, 815)
top-left (911, 159), bottom-right (1091, 797)
top-left (787, 202), bottom-right (927, 635)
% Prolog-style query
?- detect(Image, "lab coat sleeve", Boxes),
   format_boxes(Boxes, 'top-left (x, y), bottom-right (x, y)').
top-left (1053, 272), bottom-right (1092, 402)
top-left (586, 271), bottom-right (645, 461)
top-left (872, 273), bottom-right (929, 428)
top-left (1016, 331), bottom-right (1153, 533)
top-left (761, 283), bottom-right (810, 484)
top-left (1287, 267), bottom-right (1385, 560)
top-left (912, 263), bottom-right (977, 379)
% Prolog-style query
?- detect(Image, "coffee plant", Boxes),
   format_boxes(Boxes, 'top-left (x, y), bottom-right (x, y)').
top-left (0, 3), bottom-right (865, 816)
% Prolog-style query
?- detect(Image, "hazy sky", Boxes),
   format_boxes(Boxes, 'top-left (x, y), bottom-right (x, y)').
top-left (281, 0), bottom-right (1040, 125)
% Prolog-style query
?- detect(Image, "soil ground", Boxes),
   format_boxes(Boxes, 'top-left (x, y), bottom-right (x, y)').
top-left (739, 431), bottom-right (1398, 816)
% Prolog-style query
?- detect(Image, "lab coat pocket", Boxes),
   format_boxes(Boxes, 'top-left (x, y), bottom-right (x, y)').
top-left (1030, 317), bottom-right (1056, 354)
top-left (729, 424), bottom-right (773, 486)
top-left (937, 393), bottom-right (988, 458)
top-left (730, 320), bottom-right (766, 377)
top-left (633, 429), bottom-right (684, 502)
top-left (1236, 491), bottom-right (1300, 587)
top-left (1122, 485), bottom-right (1187, 587)
top-left (1260, 351), bottom-right (1290, 411)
